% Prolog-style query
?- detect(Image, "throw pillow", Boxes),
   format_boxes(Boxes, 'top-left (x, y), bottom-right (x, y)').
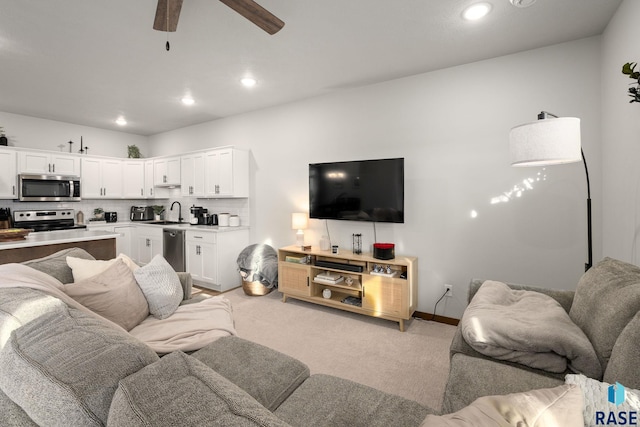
top-left (565, 373), bottom-right (640, 426)
top-left (421, 385), bottom-right (584, 427)
top-left (66, 254), bottom-right (140, 282)
top-left (569, 257), bottom-right (640, 372)
top-left (133, 254), bottom-right (183, 319)
top-left (65, 259), bottom-right (149, 330)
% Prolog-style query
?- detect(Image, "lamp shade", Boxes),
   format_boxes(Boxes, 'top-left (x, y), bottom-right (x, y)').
top-left (291, 213), bottom-right (308, 230)
top-left (509, 117), bottom-right (581, 167)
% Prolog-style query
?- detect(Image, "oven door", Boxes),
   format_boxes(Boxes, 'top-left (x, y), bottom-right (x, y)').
top-left (18, 174), bottom-right (81, 202)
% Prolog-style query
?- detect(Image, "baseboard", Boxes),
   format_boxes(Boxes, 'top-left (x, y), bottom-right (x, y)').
top-left (414, 310), bottom-right (459, 326)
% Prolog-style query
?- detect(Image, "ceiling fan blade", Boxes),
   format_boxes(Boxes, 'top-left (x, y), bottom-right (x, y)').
top-left (219, 0), bottom-right (285, 35)
top-left (153, 0), bottom-right (183, 32)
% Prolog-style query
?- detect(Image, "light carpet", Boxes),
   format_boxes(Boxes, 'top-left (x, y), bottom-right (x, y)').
top-left (219, 287), bottom-right (457, 411)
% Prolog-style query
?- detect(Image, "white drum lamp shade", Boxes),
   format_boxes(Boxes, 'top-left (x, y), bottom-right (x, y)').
top-left (509, 117), bottom-right (581, 167)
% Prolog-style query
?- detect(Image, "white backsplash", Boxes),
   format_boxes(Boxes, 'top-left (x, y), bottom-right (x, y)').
top-left (1, 194), bottom-right (250, 226)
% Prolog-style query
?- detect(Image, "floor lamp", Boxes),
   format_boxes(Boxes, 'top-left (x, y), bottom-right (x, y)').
top-left (509, 111), bottom-right (592, 271)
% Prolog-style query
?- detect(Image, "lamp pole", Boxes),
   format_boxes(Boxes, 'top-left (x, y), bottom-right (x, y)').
top-left (582, 149), bottom-right (592, 271)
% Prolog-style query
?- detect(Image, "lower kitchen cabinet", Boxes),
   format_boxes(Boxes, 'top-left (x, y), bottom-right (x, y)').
top-left (87, 224), bottom-right (134, 257)
top-left (134, 226), bottom-right (163, 265)
top-left (185, 228), bottom-right (249, 292)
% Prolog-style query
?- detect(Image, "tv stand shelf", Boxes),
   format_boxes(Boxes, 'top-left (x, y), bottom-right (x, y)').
top-left (278, 245), bottom-right (418, 331)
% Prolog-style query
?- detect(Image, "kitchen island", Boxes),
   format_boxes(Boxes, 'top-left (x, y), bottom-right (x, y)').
top-left (0, 229), bottom-right (119, 265)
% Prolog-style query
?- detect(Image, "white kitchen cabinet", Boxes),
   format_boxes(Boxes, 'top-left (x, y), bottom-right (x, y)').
top-left (81, 158), bottom-right (123, 199)
top-left (122, 160), bottom-right (145, 198)
top-left (0, 148), bottom-right (17, 199)
top-left (185, 228), bottom-right (249, 292)
top-left (134, 226), bottom-right (163, 265)
top-left (181, 153), bottom-right (205, 197)
top-left (204, 147), bottom-right (249, 198)
top-left (18, 150), bottom-right (80, 176)
top-left (87, 223), bottom-right (134, 256)
top-left (154, 157), bottom-right (181, 187)
top-left (144, 160), bottom-right (169, 199)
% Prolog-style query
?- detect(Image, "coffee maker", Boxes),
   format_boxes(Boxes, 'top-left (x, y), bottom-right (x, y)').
top-left (0, 208), bottom-right (11, 229)
top-left (189, 206), bottom-right (206, 225)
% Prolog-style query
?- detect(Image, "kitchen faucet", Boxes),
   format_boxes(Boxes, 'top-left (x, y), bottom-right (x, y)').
top-left (170, 201), bottom-right (183, 223)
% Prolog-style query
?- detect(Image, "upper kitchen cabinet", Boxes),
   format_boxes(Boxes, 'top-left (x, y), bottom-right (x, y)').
top-left (154, 156), bottom-right (180, 187)
top-left (18, 150), bottom-right (80, 176)
top-left (181, 152), bottom-right (205, 197)
top-left (0, 148), bottom-right (17, 199)
top-left (122, 160), bottom-right (145, 198)
top-left (144, 160), bottom-right (168, 199)
top-left (81, 157), bottom-right (123, 199)
top-left (204, 147), bottom-right (249, 198)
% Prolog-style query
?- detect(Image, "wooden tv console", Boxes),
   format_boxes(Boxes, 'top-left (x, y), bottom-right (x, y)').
top-left (277, 245), bottom-right (418, 331)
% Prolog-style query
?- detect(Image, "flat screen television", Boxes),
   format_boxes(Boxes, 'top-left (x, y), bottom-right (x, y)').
top-left (309, 158), bottom-right (404, 223)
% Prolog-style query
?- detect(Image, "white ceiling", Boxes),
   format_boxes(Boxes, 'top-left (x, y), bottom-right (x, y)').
top-left (0, 0), bottom-right (622, 136)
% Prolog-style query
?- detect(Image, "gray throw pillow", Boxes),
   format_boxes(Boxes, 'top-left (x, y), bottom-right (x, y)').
top-left (134, 255), bottom-right (183, 319)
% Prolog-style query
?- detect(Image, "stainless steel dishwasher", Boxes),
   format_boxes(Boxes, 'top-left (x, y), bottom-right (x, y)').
top-left (163, 228), bottom-right (185, 272)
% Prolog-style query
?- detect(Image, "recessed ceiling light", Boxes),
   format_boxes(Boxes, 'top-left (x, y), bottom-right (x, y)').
top-left (463, 2), bottom-right (492, 20)
top-left (181, 97), bottom-right (195, 105)
top-left (241, 77), bottom-right (257, 88)
top-left (509, 0), bottom-right (536, 7)
top-left (115, 117), bottom-right (127, 126)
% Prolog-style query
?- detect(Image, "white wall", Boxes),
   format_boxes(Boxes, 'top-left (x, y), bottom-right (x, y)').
top-left (0, 111), bottom-right (148, 158)
top-left (149, 37), bottom-right (603, 319)
top-left (601, 0), bottom-right (640, 264)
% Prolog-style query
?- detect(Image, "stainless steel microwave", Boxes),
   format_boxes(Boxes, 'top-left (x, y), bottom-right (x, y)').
top-left (18, 174), bottom-right (81, 202)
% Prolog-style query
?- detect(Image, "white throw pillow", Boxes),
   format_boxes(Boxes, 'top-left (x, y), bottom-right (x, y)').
top-left (421, 385), bottom-right (584, 427)
top-left (133, 255), bottom-right (183, 319)
top-left (67, 254), bottom-right (140, 282)
top-left (64, 259), bottom-right (149, 330)
top-left (565, 374), bottom-right (640, 427)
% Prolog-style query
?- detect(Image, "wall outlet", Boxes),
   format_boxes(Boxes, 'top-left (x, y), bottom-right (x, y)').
top-left (444, 284), bottom-right (453, 297)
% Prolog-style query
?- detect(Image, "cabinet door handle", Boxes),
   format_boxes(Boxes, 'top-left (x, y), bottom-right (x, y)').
top-left (194, 236), bottom-right (203, 239)
top-left (52, 164), bottom-right (55, 173)
top-left (146, 238), bottom-right (150, 247)
top-left (362, 286), bottom-right (365, 298)
top-left (12, 185), bottom-right (15, 195)
top-left (163, 175), bottom-right (167, 183)
top-left (48, 163), bottom-right (51, 173)
top-left (196, 245), bottom-right (201, 255)
top-left (141, 189), bottom-right (143, 196)
top-left (306, 277), bottom-right (309, 287)
top-left (150, 188), bottom-right (153, 196)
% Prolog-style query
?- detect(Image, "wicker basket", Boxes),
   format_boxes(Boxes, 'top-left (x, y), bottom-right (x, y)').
top-left (242, 280), bottom-right (273, 296)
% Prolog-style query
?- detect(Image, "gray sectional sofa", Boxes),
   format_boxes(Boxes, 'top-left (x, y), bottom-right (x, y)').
top-left (0, 249), bottom-right (436, 426)
top-left (442, 257), bottom-right (640, 413)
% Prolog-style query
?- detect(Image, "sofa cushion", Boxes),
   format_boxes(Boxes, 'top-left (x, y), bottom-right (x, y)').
top-left (274, 374), bottom-right (432, 427)
top-left (603, 311), bottom-right (640, 389)
top-left (422, 384), bottom-right (583, 427)
top-left (0, 288), bottom-right (68, 348)
top-left (569, 257), bottom-right (640, 373)
top-left (22, 247), bottom-right (95, 284)
top-left (0, 388), bottom-right (38, 427)
top-left (64, 259), bottom-right (149, 331)
top-left (134, 254), bottom-right (183, 319)
top-left (0, 305), bottom-right (159, 426)
top-left (107, 351), bottom-right (291, 427)
top-left (193, 336), bottom-right (310, 411)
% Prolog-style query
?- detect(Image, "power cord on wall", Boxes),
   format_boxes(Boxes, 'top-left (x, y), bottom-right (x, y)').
top-left (430, 289), bottom-right (449, 321)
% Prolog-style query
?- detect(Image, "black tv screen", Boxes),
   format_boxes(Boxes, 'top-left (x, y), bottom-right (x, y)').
top-left (309, 158), bottom-right (404, 223)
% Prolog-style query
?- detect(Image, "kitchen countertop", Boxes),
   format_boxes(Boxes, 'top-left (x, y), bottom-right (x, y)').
top-left (86, 221), bottom-right (249, 233)
top-left (0, 229), bottom-right (120, 250)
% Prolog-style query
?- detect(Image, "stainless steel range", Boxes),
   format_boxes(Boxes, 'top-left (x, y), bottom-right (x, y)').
top-left (12, 209), bottom-right (87, 232)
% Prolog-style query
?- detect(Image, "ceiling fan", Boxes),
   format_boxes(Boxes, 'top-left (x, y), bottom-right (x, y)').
top-left (153, 0), bottom-right (285, 35)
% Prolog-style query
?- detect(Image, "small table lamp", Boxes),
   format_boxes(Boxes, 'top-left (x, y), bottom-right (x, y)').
top-left (291, 213), bottom-right (308, 248)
